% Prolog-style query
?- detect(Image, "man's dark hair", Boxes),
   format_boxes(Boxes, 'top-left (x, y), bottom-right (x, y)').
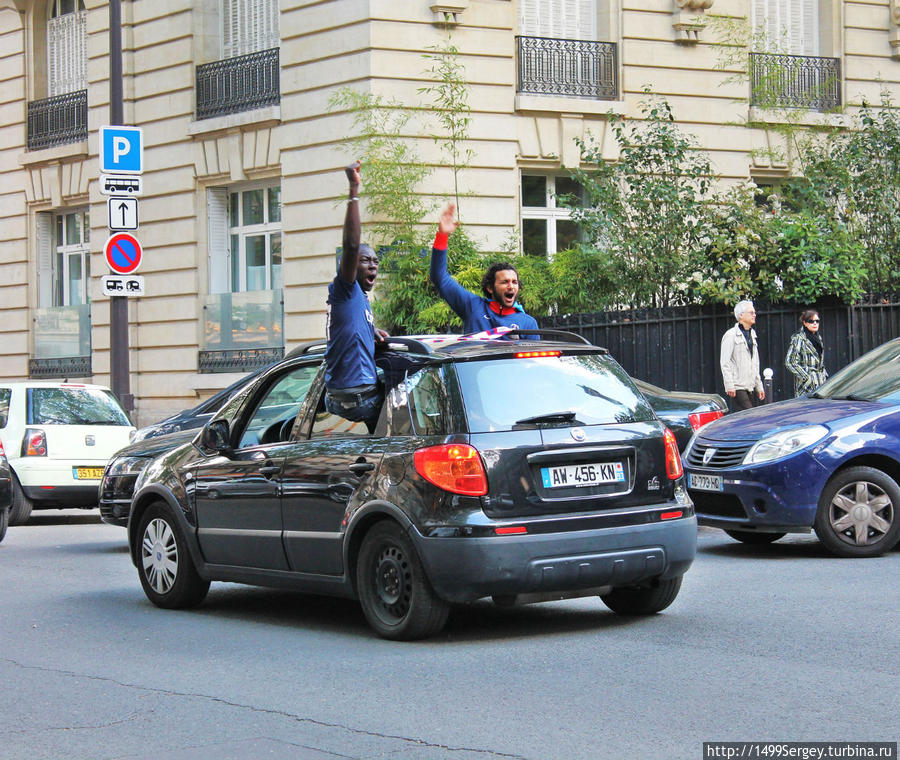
top-left (481, 262), bottom-right (519, 299)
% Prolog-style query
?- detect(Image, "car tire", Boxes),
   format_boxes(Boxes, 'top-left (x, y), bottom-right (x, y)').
top-left (724, 529), bottom-right (786, 545)
top-left (356, 521), bottom-right (449, 640)
top-left (136, 502), bottom-right (209, 609)
top-left (814, 466), bottom-right (900, 558)
top-left (9, 473), bottom-right (33, 526)
top-left (600, 576), bottom-right (682, 615)
top-left (0, 506), bottom-right (8, 543)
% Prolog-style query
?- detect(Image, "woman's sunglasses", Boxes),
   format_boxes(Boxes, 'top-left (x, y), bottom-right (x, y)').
top-left (805, 319), bottom-right (820, 324)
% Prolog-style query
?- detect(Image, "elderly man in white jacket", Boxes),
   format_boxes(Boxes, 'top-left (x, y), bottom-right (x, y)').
top-left (720, 300), bottom-right (766, 411)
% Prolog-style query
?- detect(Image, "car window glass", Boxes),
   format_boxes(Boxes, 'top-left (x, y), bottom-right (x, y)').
top-left (237, 366), bottom-right (317, 448)
top-left (454, 354), bottom-right (655, 433)
top-left (26, 387), bottom-right (130, 426)
top-left (815, 339), bottom-right (900, 402)
top-left (310, 392), bottom-right (371, 438)
top-left (406, 367), bottom-right (448, 436)
top-left (0, 388), bottom-right (10, 427)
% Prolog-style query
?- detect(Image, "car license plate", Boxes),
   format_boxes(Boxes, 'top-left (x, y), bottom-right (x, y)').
top-left (541, 461), bottom-right (625, 489)
top-left (687, 472), bottom-right (723, 492)
top-left (73, 467), bottom-right (104, 480)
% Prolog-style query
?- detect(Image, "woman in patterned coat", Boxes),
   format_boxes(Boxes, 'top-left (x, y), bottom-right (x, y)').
top-left (785, 309), bottom-right (828, 397)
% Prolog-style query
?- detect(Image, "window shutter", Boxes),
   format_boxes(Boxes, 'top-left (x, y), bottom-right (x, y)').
top-left (36, 213), bottom-right (53, 308)
top-left (207, 187), bottom-right (231, 294)
top-left (47, 9), bottom-right (86, 96)
top-left (796, 0), bottom-right (818, 56)
top-left (519, 0), bottom-right (595, 41)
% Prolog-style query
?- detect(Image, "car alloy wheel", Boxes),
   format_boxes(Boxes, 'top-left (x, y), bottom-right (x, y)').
top-left (814, 466), bottom-right (900, 558)
top-left (136, 502), bottom-right (209, 608)
top-left (356, 521), bottom-right (449, 640)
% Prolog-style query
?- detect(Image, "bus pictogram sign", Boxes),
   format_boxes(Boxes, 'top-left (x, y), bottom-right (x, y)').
top-left (104, 232), bottom-right (143, 275)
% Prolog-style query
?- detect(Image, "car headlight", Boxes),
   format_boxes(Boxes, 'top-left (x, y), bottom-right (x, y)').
top-left (105, 456), bottom-right (151, 479)
top-left (743, 425), bottom-right (829, 465)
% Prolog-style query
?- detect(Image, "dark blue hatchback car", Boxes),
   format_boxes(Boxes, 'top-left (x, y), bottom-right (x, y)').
top-left (684, 338), bottom-right (900, 557)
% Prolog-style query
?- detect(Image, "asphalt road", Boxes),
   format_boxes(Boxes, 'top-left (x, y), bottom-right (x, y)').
top-left (1, 512), bottom-right (897, 760)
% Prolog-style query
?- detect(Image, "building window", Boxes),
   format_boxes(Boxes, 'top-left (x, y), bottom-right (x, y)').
top-left (37, 208), bottom-right (90, 307)
top-left (228, 185), bottom-right (282, 292)
top-left (47, 0), bottom-right (87, 96)
top-left (222, 0), bottom-right (279, 58)
top-left (521, 175), bottom-right (582, 258)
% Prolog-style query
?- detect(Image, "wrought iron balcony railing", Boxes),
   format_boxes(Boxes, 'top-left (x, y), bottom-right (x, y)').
top-left (750, 53), bottom-right (841, 112)
top-left (196, 47), bottom-right (280, 120)
top-left (516, 36), bottom-right (618, 100)
top-left (26, 89), bottom-right (88, 151)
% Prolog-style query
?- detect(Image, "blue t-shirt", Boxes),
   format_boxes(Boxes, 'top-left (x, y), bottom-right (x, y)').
top-left (325, 275), bottom-right (377, 390)
top-left (429, 247), bottom-right (540, 336)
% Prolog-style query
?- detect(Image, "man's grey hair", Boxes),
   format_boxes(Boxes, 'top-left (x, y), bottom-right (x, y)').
top-left (734, 300), bottom-right (755, 321)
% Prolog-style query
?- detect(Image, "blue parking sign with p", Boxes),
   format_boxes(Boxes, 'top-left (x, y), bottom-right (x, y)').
top-left (100, 126), bottom-right (143, 174)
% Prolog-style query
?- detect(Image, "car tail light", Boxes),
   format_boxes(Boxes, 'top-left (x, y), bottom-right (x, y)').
top-left (495, 525), bottom-right (527, 535)
top-left (688, 410), bottom-right (724, 431)
top-left (514, 350), bottom-right (562, 359)
top-left (660, 510), bottom-right (683, 520)
top-left (0, 439), bottom-right (4, 456)
top-left (414, 444), bottom-right (488, 496)
top-left (664, 428), bottom-right (682, 480)
top-left (23, 428), bottom-right (48, 457)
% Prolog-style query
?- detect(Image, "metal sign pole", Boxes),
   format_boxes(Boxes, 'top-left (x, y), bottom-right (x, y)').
top-left (108, 0), bottom-right (132, 411)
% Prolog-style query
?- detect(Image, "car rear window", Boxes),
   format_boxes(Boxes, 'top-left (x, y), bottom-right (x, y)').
top-left (454, 354), bottom-right (655, 433)
top-left (0, 388), bottom-right (9, 428)
top-left (27, 387), bottom-right (131, 426)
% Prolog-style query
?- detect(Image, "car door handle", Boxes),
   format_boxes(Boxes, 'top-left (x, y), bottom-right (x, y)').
top-left (348, 461), bottom-right (375, 475)
top-left (259, 463), bottom-right (280, 477)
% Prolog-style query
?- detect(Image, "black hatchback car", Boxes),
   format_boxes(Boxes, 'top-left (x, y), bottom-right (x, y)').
top-left (128, 334), bottom-right (696, 640)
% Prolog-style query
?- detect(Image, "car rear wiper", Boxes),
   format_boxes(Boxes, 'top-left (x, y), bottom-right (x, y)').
top-left (514, 411), bottom-right (578, 426)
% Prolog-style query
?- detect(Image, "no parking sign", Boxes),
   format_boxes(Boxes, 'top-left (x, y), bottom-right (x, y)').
top-left (104, 232), bottom-right (142, 275)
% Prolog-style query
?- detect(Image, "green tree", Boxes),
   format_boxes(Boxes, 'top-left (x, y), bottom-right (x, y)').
top-left (420, 38), bottom-right (475, 217)
top-left (782, 99), bottom-right (900, 291)
top-left (561, 94), bottom-right (713, 307)
top-left (327, 88), bottom-right (432, 252)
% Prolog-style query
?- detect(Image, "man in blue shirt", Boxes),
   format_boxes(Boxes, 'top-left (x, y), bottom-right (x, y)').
top-left (324, 162), bottom-right (388, 431)
top-left (429, 203), bottom-right (539, 337)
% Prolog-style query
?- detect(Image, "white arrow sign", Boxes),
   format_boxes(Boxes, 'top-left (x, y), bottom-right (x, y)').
top-left (107, 196), bottom-right (139, 231)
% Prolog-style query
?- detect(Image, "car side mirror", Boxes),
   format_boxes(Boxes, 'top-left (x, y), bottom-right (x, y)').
top-left (201, 418), bottom-right (233, 456)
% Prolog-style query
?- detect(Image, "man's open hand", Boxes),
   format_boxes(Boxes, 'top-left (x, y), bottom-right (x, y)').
top-left (438, 203), bottom-right (459, 236)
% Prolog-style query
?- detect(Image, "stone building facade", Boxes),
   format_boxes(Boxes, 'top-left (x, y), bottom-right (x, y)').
top-left (1, 0), bottom-right (898, 424)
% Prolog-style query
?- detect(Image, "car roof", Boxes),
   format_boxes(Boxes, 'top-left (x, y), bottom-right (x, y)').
top-left (0, 381), bottom-right (114, 391)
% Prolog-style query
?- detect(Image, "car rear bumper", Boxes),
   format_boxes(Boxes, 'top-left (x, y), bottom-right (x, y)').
top-left (12, 458), bottom-right (108, 488)
top-left (410, 515), bottom-right (697, 603)
top-left (23, 484), bottom-right (99, 507)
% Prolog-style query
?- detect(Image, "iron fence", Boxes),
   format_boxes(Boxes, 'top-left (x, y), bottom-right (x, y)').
top-left (516, 36), bottom-right (618, 100)
top-left (750, 52), bottom-right (841, 111)
top-left (541, 298), bottom-right (900, 402)
top-left (26, 89), bottom-right (88, 151)
top-left (196, 47), bottom-right (280, 120)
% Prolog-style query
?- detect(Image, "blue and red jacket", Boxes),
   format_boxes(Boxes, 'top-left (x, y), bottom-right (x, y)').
top-left (429, 233), bottom-right (539, 337)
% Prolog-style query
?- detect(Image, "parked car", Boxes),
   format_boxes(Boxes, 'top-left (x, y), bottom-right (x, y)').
top-left (631, 378), bottom-right (726, 451)
top-left (0, 382), bottom-right (135, 524)
top-left (683, 337), bottom-right (900, 557)
top-left (130, 344), bottom-right (321, 443)
top-left (100, 429), bottom-right (197, 527)
top-left (127, 333), bottom-right (696, 640)
top-left (0, 450), bottom-right (10, 542)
